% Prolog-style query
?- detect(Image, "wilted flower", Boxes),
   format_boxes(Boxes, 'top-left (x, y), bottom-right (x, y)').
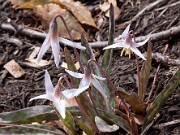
top-left (103, 24), bottom-right (150, 60)
top-left (37, 16), bottom-right (86, 67)
top-left (62, 67), bottom-right (107, 99)
top-left (30, 70), bottom-right (66, 118)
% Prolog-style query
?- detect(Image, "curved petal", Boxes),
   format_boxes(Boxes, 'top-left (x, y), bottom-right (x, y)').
top-left (92, 74), bottom-right (106, 81)
top-left (91, 77), bottom-right (107, 98)
top-left (45, 70), bottom-right (54, 95)
top-left (79, 76), bottom-right (91, 88)
top-left (103, 43), bottom-right (123, 50)
top-left (59, 37), bottom-right (86, 50)
top-left (130, 46), bottom-right (146, 60)
top-left (122, 24), bottom-right (130, 39)
top-left (37, 34), bottom-right (50, 63)
top-left (54, 99), bottom-right (66, 119)
top-left (29, 94), bottom-right (50, 101)
top-left (133, 37), bottom-right (150, 48)
top-left (50, 36), bottom-right (60, 68)
top-left (62, 86), bottom-right (89, 99)
top-left (65, 69), bottom-right (84, 78)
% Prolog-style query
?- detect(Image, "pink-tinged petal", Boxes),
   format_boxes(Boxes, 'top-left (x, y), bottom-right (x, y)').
top-left (103, 43), bottom-right (124, 50)
top-left (45, 70), bottom-right (54, 95)
top-left (79, 76), bottom-right (91, 88)
top-left (37, 34), bottom-right (51, 63)
top-left (54, 99), bottom-right (66, 119)
top-left (29, 94), bottom-right (49, 101)
top-left (62, 86), bottom-right (89, 99)
top-left (133, 37), bottom-right (150, 48)
top-left (65, 69), bottom-right (84, 78)
top-left (130, 46), bottom-right (146, 60)
top-left (50, 36), bottom-right (60, 68)
top-left (91, 77), bottom-right (107, 98)
top-left (59, 37), bottom-right (86, 50)
top-left (92, 74), bottom-right (106, 81)
top-left (122, 24), bottom-right (130, 39)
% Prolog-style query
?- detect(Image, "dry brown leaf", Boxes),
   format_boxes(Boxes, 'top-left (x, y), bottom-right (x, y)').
top-left (99, 0), bottom-right (120, 20)
top-left (35, 3), bottom-right (89, 40)
top-left (4, 60), bottom-right (25, 78)
top-left (134, 114), bottom-right (144, 125)
top-left (54, 0), bottom-right (97, 29)
top-left (24, 58), bottom-right (53, 68)
top-left (61, 62), bottom-right (80, 70)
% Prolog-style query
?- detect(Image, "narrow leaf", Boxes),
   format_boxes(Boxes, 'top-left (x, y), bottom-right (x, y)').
top-left (101, 4), bottom-right (114, 76)
top-left (60, 110), bottom-right (78, 135)
top-left (143, 69), bottom-right (180, 128)
top-left (139, 40), bottom-right (152, 100)
top-left (77, 120), bottom-right (94, 135)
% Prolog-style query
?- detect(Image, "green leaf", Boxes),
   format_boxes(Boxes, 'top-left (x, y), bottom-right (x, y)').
top-left (101, 4), bottom-right (114, 76)
top-left (60, 110), bottom-right (78, 135)
top-left (0, 105), bottom-right (58, 124)
top-left (97, 109), bottom-right (132, 134)
top-left (64, 47), bottom-right (98, 132)
top-left (139, 40), bottom-right (152, 100)
top-left (77, 120), bottom-right (94, 135)
top-left (143, 69), bottom-right (180, 128)
top-left (0, 124), bottom-right (65, 135)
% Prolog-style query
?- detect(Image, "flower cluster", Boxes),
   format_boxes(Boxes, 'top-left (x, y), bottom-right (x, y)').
top-left (31, 16), bottom-right (150, 119)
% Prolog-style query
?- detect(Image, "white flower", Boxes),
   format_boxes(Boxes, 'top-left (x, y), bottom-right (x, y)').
top-left (37, 17), bottom-right (86, 68)
top-left (62, 67), bottom-right (107, 99)
top-left (30, 70), bottom-right (66, 118)
top-left (103, 24), bottom-right (150, 60)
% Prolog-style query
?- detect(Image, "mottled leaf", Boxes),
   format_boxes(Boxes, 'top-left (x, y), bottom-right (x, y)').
top-left (139, 40), bottom-right (152, 100)
top-left (60, 110), bottom-right (77, 135)
top-left (77, 120), bottom-right (94, 135)
top-left (64, 47), bottom-right (98, 132)
top-left (0, 106), bottom-right (58, 124)
top-left (101, 4), bottom-right (114, 76)
top-left (143, 69), bottom-right (180, 128)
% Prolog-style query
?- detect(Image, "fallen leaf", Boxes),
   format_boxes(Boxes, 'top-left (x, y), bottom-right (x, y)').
top-left (99, 0), bottom-right (120, 20)
top-left (28, 46), bottom-right (40, 59)
top-left (61, 62), bottom-right (80, 70)
top-left (3, 60), bottom-right (25, 78)
top-left (54, 0), bottom-right (97, 29)
top-left (34, 3), bottom-right (89, 40)
top-left (95, 116), bottom-right (119, 132)
top-left (24, 58), bottom-right (53, 68)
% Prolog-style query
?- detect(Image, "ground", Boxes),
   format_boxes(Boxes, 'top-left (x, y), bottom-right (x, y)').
top-left (0, 0), bottom-right (179, 134)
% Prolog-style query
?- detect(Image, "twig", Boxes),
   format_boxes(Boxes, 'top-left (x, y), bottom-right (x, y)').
top-left (154, 119), bottom-right (180, 129)
top-left (155, 1), bottom-right (180, 11)
top-left (140, 121), bottom-right (154, 135)
top-left (151, 52), bottom-right (180, 66)
top-left (122, 0), bottom-right (167, 26)
top-left (1, 23), bottom-right (180, 48)
top-left (146, 44), bottom-right (168, 104)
